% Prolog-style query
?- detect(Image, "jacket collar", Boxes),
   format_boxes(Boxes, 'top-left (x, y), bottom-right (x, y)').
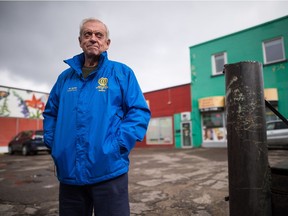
top-left (64, 51), bottom-right (108, 76)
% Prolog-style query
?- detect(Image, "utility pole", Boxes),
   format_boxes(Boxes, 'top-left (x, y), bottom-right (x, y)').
top-left (224, 61), bottom-right (272, 216)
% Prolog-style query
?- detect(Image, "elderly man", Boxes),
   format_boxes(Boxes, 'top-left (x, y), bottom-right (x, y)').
top-left (43, 18), bottom-right (151, 216)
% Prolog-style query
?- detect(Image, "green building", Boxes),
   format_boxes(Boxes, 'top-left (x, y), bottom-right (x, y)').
top-left (189, 15), bottom-right (288, 148)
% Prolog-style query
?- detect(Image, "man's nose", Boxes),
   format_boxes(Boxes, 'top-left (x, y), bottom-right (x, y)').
top-left (90, 34), bottom-right (98, 41)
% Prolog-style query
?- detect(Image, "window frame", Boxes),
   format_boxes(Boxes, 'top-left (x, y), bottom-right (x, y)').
top-left (263, 37), bottom-right (286, 65)
top-left (211, 52), bottom-right (227, 76)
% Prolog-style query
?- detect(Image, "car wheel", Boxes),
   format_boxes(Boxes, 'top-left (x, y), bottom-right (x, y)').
top-left (8, 146), bottom-right (14, 155)
top-left (22, 145), bottom-right (29, 156)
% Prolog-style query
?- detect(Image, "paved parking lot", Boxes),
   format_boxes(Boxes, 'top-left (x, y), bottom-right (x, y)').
top-left (0, 147), bottom-right (287, 216)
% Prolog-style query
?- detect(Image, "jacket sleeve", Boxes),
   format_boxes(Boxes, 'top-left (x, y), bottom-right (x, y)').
top-left (117, 69), bottom-right (151, 152)
top-left (42, 80), bottom-right (60, 149)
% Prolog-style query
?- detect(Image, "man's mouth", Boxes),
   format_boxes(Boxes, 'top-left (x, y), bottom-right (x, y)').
top-left (88, 46), bottom-right (99, 49)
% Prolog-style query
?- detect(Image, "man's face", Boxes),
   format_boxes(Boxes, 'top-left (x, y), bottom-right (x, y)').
top-left (79, 21), bottom-right (110, 57)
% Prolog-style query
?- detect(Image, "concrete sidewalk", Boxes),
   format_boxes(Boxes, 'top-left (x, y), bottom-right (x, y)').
top-left (0, 147), bottom-right (287, 215)
top-left (129, 148), bottom-right (288, 215)
top-left (128, 147), bottom-right (229, 216)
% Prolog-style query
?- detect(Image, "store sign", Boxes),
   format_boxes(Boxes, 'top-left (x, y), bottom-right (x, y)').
top-left (198, 96), bottom-right (225, 112)
top-left (264, 88), bottom-right (278, 101)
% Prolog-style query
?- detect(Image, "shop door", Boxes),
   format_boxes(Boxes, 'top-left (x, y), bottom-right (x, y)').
top-left (181, 121), bottom-right (192, 148)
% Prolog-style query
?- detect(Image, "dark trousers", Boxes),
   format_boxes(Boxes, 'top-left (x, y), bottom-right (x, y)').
top-left (59, 173), bottom-right (130, 216)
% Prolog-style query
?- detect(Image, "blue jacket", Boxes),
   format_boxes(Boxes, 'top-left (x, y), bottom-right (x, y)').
top-left (43, 51), bottom-right (151, 185)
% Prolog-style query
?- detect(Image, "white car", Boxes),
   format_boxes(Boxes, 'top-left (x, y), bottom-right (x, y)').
top-left (266, 120), bottom-right (288, 149)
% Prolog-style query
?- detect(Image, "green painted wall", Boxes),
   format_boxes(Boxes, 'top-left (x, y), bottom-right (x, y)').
top-left (189, 16), bottom-right (288, 147)
top-left (174, 113), bottom-right (182, 148)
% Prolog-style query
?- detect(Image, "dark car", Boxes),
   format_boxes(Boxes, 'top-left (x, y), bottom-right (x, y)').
top-left (267, 120), bottom-right (288, 149)
top-left (8, 130), bottom-right (50, 156)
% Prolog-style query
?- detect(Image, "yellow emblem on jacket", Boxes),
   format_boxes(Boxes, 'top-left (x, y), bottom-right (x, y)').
top-left (96, 77), bottom-right (108, 92)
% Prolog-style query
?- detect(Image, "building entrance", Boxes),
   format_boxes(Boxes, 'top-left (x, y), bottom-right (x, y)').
top-left (181, 121), bottom-right (192, 148)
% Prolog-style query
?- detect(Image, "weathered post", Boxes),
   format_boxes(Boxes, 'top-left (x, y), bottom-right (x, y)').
top-left (224, 61), bottom-right (272, 216)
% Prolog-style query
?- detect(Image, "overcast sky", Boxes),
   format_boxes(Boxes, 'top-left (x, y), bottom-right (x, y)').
top-left (0, 1), bottom-right (287, 93)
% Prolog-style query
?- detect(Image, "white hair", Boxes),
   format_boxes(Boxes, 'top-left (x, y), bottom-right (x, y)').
top-left (79, 18), bottom-right (110, 39)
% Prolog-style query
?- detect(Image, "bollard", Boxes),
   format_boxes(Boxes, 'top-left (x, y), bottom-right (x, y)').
top-left (224, 61), bottom-right (272, 216)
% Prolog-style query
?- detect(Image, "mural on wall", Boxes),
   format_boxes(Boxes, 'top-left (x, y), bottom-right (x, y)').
top-left (0, 86), bottom-right (49, 119)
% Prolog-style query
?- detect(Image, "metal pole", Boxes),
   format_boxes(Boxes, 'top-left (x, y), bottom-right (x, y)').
top-left (224, 61), bottom-right (272, 216)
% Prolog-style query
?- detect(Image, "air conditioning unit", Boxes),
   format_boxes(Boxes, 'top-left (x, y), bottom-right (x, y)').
top-left (181, 112), bottom-right (191, 121)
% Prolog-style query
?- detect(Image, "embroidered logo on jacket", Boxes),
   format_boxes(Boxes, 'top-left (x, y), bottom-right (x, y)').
top-left (96, 77), bottom-right (108, 92)
top-left (67, 87), bottom-right (77, 92)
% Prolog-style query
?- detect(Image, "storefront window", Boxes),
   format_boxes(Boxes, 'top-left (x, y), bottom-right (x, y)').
top-left (202, 112), bottom-right (226, 142)
top-left (146, 117), bottom-right (173, 145)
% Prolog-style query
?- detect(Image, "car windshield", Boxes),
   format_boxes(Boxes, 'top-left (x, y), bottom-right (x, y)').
top-left (35, 131), bottom-right (44, 139)
top-left (267, 123), bottom-right (275, 130)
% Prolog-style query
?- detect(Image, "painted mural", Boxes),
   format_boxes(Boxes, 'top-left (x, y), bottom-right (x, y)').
top-left (0, 86), bottom-right (49, 119)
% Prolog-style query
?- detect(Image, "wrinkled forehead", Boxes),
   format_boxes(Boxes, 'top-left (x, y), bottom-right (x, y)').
top-left (80, 20), bottom-right (109, 37)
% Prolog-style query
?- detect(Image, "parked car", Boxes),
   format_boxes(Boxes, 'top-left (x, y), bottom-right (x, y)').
top-left (8, 130), bottom-right (50, 156)
top-left (266, 120), bottom-right (288, 149)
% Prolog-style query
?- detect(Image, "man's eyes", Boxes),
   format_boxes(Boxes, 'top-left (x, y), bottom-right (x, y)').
top-left (83, 31), bottom-right (104, 39)
top-left (84, 31), bottom-right (93, 37)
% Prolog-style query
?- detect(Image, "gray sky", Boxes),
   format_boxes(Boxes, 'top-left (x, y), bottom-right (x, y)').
top-left (0, 1), bottom-right (288, 93)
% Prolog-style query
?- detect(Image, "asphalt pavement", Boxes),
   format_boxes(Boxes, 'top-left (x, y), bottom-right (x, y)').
top-left (0, 147), bottom-right (287, 216)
